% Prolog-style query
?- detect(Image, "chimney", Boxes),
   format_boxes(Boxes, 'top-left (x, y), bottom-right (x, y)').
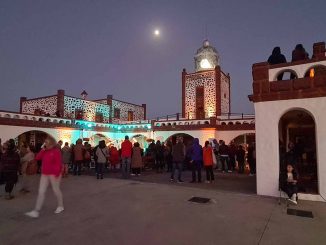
top-left (313, 42), bottom-right (325, 59)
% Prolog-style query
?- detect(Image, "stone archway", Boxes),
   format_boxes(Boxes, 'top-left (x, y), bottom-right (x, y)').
top-left (166, 133), bottom-right (194, 147)
top-left (89, 133), bottom-right (112, 147)
top-left (131, 134), bottom-right (148, 149)
top-left (230, 133), bottom-right (255, 146)
top-left (15, 130), bottom-right (55, 152)
top-left (279, 109), bottom-right (318, 194)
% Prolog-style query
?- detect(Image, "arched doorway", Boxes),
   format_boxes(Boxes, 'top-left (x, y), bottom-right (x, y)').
top-left (166, 133), bottom-right (194, 147)
top-left (279, 109), bottom-right (318, 194)
top-left (15, 130), bottom-right (54, 152)
top-left (131, 134), bottom-right (148, 149)
top-left (89, 134), bottom-right (112, 146)
top-left (230, 133), bottom-right (255, 146)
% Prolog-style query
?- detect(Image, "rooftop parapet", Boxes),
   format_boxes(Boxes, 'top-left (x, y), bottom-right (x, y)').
top-left (249, 42), bottom-right (326, 102)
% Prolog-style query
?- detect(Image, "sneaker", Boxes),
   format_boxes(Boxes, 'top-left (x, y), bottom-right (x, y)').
top-left (190, 180), bottom-right (196, 183)
top-left (54, 206), bottom-right (64, 214)
top-left (228, 170), bottom-right (232, 173)
top-left (131, 174), bottom-right (136, 176)
top-left (25, 210), bottom-right (39, 218)
top-left (177, 180), bottom-right (184, 183)
top-left (205, 181), bottom-right (211, 183)
top-left (170, 178), bottom-right (174, 182)
top-left (5, 194), bottom-right (14, 200)
top-left (288, 198), bottom-right (297, 205)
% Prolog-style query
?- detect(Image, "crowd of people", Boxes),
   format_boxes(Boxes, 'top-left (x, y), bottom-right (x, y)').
top-left (0, 135), bottom-right (258, 216)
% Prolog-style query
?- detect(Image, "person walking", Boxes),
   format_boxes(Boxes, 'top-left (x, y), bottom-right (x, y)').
top-left (164, 141), bottom-right (173, 172)
top-left (189, 138), bottom-right (202, 183)
top-left (228, 141), bottom-right (237, 172)
top-left (131, 142), bottom-right (143, 176)
top-left (203, 141), bottom-right (214, 183)
top-left (219, 141), bottom-right (229, 173)
top-left (73, 139), bottom-right (84, 176)
top-left (0, 140), bottom-right (20, 200)
top-left (247, 143), bottom-right (256, 176)
top-left (170, 137), bottom-right (185, 183)
top-left (25, 137), bottom-right (64, 218)
top-left (61, 142), bottom-right (71, 177)
top-left (121, 136), bottom-right (132, 179)
top-left (20, 145), bottom-right (35, 192)
top-left (155, 140), bottom-right (164, 173)
top-left (212, 139), bottom-right (221, 170)
top-left (236, 145), bottom-right (246, 174)
top-left (95, 140), bottom-right (109, 179)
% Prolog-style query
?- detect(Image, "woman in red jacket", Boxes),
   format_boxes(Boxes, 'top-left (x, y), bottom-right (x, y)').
top-left (25, 137), bottom-right (64, 218)
top-left (203, 141), bottom-right (215, 183)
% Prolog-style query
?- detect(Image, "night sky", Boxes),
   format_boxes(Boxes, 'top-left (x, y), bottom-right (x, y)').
top-left (1, 0), bottom-right (325, 119)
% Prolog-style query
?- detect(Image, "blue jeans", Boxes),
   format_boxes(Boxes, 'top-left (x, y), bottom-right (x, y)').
top-left (171, 161), bottom-right (183, 181)
top-left (121, 157), bottom-right (131, 179)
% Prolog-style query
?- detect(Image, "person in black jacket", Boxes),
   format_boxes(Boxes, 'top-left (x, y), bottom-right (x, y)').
top-left (267, 47), bottom-right (287, 80)
top-left (171, 138), bottom-right (185, 183)
top-left (280, 164), bottom-right (298, 205)
top-left (0, 139), bottom-right (20, 200)
top-left (236, 145), bottom-right (246, 174)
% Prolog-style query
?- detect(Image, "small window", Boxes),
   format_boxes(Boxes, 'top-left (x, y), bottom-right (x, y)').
top-left (224, 93), bottom-right (227, 98)
top-left (128, 111), bottom-right (134, 121)
top-left (114, 108), bottom-right (120, 119)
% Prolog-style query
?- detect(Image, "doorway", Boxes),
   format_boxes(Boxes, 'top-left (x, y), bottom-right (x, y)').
top-left (279, 109), bottom-right (318, 194)
top-left (196, 86), bottom-right (205, 119)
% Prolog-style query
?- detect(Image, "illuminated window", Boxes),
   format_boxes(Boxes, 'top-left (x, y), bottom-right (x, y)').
top-left (309, 68), bottom-right (315, 78)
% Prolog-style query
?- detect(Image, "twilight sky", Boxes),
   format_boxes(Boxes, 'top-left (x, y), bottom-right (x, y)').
top-left (1, 0), bottom-right (326, 119)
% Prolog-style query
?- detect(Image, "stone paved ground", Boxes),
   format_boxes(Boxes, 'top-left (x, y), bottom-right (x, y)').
top-left (0, 171), bottom-right (325, 245)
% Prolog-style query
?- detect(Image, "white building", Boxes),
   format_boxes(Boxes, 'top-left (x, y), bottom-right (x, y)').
top-left (249, 42), bottom-right (326, 201)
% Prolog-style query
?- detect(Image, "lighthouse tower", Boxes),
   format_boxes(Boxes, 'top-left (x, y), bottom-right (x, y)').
top-left (182, 40), bottom-right (230, 119)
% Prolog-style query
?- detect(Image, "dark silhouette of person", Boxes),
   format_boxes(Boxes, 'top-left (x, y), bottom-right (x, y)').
top-left (290, 44), bottom-right (309, 79)
top-left (292, 44), bottom-right (309, 62)
top-left (267, 47), bottom-right (287, 80)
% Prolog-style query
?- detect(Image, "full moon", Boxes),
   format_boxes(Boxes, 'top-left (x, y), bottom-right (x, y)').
top-left (154, 29), bottom-right (160, 36)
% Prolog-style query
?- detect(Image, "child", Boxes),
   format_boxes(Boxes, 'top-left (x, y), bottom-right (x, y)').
top-left (280, 164), bottom-right (298, 205)
top-left (203, 141), bottom-right (214, 183)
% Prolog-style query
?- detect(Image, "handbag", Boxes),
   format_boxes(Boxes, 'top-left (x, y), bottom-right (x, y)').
top-left (212, 151), bottom-right (217, 167)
